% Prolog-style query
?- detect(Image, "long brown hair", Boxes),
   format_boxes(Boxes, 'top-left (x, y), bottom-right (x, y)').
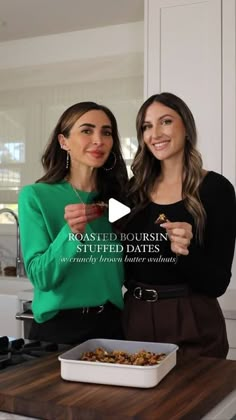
top-left (129, 92), bottom-right (206, 243)
top-left (36, 101), bottom-right (128, 203)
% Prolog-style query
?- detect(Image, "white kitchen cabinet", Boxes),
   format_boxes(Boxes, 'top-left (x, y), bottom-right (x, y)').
top-left (0, 277), bottom-right (30, 338)
top-left (219, 290), bottom-right (236, 360)
top-left (0, 294), bottom-right (20, 338)
top-left (227, 348), bottom-right (236, 361)
top-left (144, 0), bottom-right (236, 288)
top-left (145, 0), bottom-right (235, 180)
top-left (225, 317), bottom-right (236, 361)
top-left (224, 317), bottom-right (236, 348)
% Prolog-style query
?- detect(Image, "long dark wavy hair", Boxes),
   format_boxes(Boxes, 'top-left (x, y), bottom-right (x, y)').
top-left (128, 92), bottom-right (206, 243)
top-left (36, 101), bottom-right (128, 203)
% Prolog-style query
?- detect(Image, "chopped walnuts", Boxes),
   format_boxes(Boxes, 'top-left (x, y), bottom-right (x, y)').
top-left (80, 347), bottom-right (166, 365)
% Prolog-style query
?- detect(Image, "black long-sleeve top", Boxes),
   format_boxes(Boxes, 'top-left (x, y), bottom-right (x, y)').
top-left (123, 171), bottom-right (236, 297)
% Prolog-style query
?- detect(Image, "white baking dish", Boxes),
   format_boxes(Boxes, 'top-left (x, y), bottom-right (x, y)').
top-left (58, 339), bottom-right (178, 388)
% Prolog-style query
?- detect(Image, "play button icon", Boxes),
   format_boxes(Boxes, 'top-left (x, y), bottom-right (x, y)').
top-left (108, 198), bottom-right (131, 223)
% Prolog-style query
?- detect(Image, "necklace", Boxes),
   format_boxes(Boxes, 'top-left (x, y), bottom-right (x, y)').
top-left (64, 175), bottom-right (87, 204)
top-left (70, 183), bottom-right (85, 204)
top-left (67, 179), bottom-right (108, 208)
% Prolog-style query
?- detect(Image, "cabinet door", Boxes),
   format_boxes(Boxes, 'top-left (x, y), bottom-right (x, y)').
top-left (145, 0), bottom-right (222, 173)
top-left (0, 294), bottom-right (21, 337)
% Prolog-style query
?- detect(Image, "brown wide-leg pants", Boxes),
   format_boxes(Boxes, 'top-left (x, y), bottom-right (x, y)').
top-left (123, 287), bottom-right (228, 362)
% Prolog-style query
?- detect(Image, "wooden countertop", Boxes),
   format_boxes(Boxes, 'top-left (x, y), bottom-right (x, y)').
top-left (0, 354), bottom-right (236, 420)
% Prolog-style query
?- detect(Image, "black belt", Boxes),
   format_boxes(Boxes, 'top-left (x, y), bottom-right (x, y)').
top-left (128, 283), bottom-right (189, 302)
top-left (59, 302), bottom-right (118, 318)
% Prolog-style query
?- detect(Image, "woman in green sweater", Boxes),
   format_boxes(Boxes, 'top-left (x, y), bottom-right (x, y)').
top-left (19, 102), bottom-right (128, 344)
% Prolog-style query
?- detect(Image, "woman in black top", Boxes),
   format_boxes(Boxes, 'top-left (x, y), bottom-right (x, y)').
top-left (122, 92), bottom-right (236, 360)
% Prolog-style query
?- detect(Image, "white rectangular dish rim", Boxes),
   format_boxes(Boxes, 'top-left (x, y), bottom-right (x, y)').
top-left (58, 338), bottom-right (178, 388)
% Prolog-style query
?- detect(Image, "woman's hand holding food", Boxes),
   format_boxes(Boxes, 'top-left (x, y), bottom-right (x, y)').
top-left (64, 203), bottom-right (103, 234)
top-left (160, 221), bottom-right (193, 256)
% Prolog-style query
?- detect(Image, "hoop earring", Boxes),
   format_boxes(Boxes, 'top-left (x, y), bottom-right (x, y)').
top-left (102, 151), bottom-right (117, 171)
top-left (66, 152), bottom-right (70, 169)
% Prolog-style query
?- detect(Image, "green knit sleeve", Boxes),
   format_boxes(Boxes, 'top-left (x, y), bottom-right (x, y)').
top-left (18, 185), bottom-right (80, 291)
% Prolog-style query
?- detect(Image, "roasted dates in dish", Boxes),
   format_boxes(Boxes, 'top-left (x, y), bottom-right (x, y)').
top-left (80, 347), bottom-right (166, 365)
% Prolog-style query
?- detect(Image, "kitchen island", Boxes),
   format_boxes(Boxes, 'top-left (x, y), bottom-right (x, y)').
top-left (0, 353), bottom-right (236, 419)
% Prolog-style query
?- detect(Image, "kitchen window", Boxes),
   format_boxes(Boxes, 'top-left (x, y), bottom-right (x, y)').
top-left (0, 77), bottom-right (142, 228)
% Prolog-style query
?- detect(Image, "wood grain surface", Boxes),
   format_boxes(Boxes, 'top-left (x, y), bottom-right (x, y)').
top-left (0, 354), bottom-right (235, 420)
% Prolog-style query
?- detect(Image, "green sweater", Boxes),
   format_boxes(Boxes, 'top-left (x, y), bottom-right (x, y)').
top-left (18, 181), bottom-right (124, 323)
